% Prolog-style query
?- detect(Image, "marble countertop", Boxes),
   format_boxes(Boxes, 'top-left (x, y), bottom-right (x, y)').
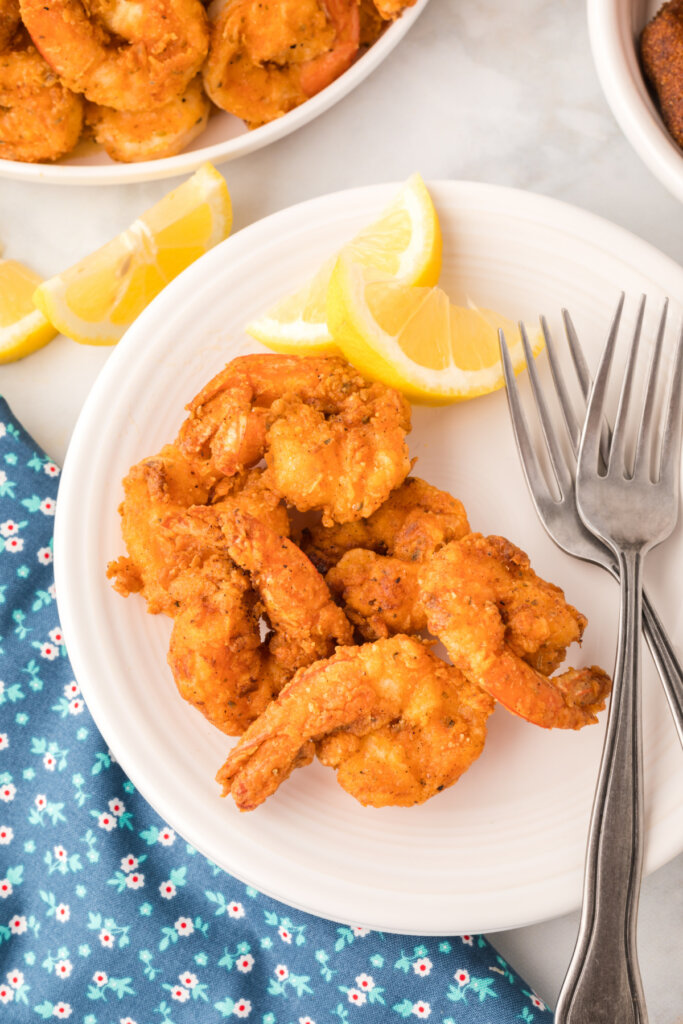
top-left (1, 0), bottom-right (682, 1014)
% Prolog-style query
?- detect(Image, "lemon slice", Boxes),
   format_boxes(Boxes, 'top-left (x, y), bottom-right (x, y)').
top-left (0, 259), bottom-right (57, 365)
top-left (246, 173), bottom-right (442, 354)
top-left (33, 163), bottom-right (232, 346)
top-left (326, 257), bottom-right (544, 404)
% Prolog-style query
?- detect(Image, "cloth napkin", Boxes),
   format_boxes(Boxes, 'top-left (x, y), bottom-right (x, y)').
top-left (0, 396), bottom-right (552, 1023)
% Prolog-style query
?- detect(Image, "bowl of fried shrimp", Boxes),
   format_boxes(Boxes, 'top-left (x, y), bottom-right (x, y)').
top-left (0, 0), bottom-right (428, 184)
top-left (588, 0), bottom-right (683, 204)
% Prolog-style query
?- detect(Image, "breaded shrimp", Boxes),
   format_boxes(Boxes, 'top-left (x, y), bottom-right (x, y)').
top-left (217, 635), bottom-right (495, 809)
top-left (167, 507), bottom-right (353, 734)
top-left (85, 76), bottom-right (209, 162)
top-left (641, 0), bottom-right (683, 148)
top-left (106, 446), bottom-right (286, 616)
top-left (177, 354), bottom-right (412, 525)
top-left (302, 476), bottom-right (470, 572)
top-left (20, 0), bottom-right (209, 110)
top-left (420, 534), bottom-right (612, 730)
top-left (203, 0), bottom-right (359, 128)
top-left (308, 476), bottom-right (469, 639)
top-left (0, 43), bottom-right (83, 162)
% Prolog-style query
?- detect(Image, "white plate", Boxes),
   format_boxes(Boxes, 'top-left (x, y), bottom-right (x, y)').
top-left (0, 0), bottom-right (427, 187)
top-left (55, 181), bottom-right (683, 935)
top-left (588, 0), bottom-right (683, 204)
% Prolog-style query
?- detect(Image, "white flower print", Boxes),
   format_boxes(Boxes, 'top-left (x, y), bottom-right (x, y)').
top-left (54, 960), bottom-right (72, 979)
top-left (7, 969), bottom-right (23, 988)
top-left (0, 825), bottom-right (12, 844)
top-left (55, 903), bottom-right (70, 922)
top-left (170, 986), bottom-right (189, 1002)
top-left (120, 855), bottom-right (138, 873)
top-left (48, 583), bottom-right (57, 599)
top-left (43, 752), bottom-right (56, 770)
top-left (299, 1018), bottom-right (316, 1024)
top-left (99, 929), bottom-right (114, 948)
top-left (179, 972), bottom-right (198, 989)
top-left (125, 872), bottom-right (144, 890)
top-left (174, 917), bottom-right (194, 936)
top-left (49, 627), bottom-right (64, 645)
top-left (9, 916), bottom-right (26, 934)
top-left (236, 954), bottom-right (254, 973)
top-left (228, 900), bottom-right (245, 919)
top-left (0, 880), bottom-right (13, 898)
top-left (4, 537), bottom-right (23, 552)
top-left (461, 934), bottom-right (473, 945)
top-left (355, 974), bottom-right (374, 991)
top-left (278, 925), bottom-right (292, 943)
top-left (413, 957), bottom-right (433, 977)
top-left (0, 520), bottom-right (17, 537)
top-left (346, 989), bottom-right (366, 1006)
top-left (0, 783), bottom-right (16, 801)
top-left (0, 734), bottom-right (8, 750)
top-left (454, 968), bottom-right (470, 987)
top-left (529, 994), bottom-right (546, 1010)
top-left (159, 881), bottom-right (176, 899)
top-left (53, 845), bottom-right (67, 861)
top-left (40, 641), bottom-right (58, 660)
top-left (0, 423), bottom-right (5, 438)
top-left (233, 999), bottom-right (251, 1018)
top-left (0, 985), bottom-right (13, 1004)
top-left (157, 827), bottom-right (175, 845)
top-left (40, 497), bottom-right (56, 515)
top-left (412, 1002), bottom-right (430, 1018)
top-left (93, 971), bottom-right (108, 987)
top-left (274, 964), bottom-right (289, 980)
top-left (0, 470), bottom-right (5, 485)
top-left (35, 794), bottom-right (47, 810)
top-left (53, 1003), bottom-right (72, 1018)
top-left (351, 925), bottom-right (370, 937)
top-left (44, 462), bottom-right (60, 477)
top-left (108, 797), bottom-right (125, 816)
top-left (68, 698), bottom-right (84, 714)
top-left (119, 1018), bottom-right (138, 1024)
top-left (64, 682), bottom-right (79, 698)
top-left (37, 547), bottom-right (53, 565)
top-left (98, 812), bottom-right (116, 831)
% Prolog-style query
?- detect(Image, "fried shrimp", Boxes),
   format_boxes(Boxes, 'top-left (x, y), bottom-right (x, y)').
top-left (420, 534), bottom-right (612, 730)
top-left (303, 476), bottom-right (470, 572)
top-left (0, 0), bottom-right (20, 50)
top-left (19, 0), bottom-right (209, 110)
top-left (307, 476), bottom-right (470, 639)
top-left (217, 635), bottom-right (495, 810)
top-left (203, 0), bottom-right (359, 127)
top-left (85, 76), bottom-right (209, 162)
top-left (0, 43), bottom-right (84, 162)
top-left (106, 445), bottom-right (287, 616)
top-left (167, 508), bottom-right (353, 734)
top-left (177, 354), bottom-right (412, 525)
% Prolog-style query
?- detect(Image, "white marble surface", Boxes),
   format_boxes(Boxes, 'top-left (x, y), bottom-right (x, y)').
top-left (1, 0), bottom-right (682, 1014)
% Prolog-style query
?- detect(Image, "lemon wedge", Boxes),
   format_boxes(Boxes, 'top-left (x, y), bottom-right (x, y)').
top-left (246, 173), bottom-right (442, 354)
top-left (326, 257), bottom-right (544, 404)
top-left (0, 259), bottom-right (57, 365)
top-left (33, 163), bottom-right (232, 346)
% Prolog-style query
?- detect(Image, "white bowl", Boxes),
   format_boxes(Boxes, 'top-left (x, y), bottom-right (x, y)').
top-left (588, 0), bottom-right (683, 203)
top-left (0, 0), bottom-right (428, 186)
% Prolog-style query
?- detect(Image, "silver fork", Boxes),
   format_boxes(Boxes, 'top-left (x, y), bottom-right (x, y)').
top-left (500, 297), bottom-right (683, 1022)
top-left (498, 298), bottom-right (683, 746)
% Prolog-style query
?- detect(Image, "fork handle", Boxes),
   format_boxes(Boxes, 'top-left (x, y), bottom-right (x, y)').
top-left (555, 548), bottom-right (647, 1024)
top-left (641, 589), bottom-right (683, 747)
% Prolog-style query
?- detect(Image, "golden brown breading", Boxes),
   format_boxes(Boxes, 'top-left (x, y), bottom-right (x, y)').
top-left (217, 635), bottom-right (495, 810)
top-left (641, 0), bottom-right (683, 148)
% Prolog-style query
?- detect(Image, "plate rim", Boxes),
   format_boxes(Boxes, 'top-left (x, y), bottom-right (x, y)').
top-left (0, 0), bottom-right (429, 187)
top-left (55, 179), bottom-right (683, 934)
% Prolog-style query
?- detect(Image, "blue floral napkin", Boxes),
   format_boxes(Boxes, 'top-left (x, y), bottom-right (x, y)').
top-left (0, 396), bottom-right (552, 1023)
